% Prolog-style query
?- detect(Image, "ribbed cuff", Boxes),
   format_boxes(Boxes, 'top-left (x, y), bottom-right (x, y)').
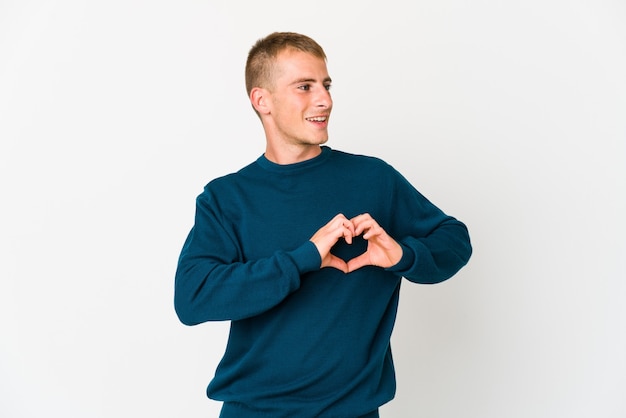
top-left (386, 242), bottom-right (415, 273)
top-left (288, 241), bottom-right (322, 274)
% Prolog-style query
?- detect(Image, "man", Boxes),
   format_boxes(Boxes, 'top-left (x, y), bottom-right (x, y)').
top-left (175, 32), bottom-right (472, 418)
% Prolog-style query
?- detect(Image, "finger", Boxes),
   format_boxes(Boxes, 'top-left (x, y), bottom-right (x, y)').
top-left (346, 220), bottom-right (356, 235)
top-left (356, 219), bottom-right (377, 238)
top-left (350, 213), bottom-right (370, 226)
top-left (362, 223), bottom-right (383, 240)
top-left (311, 215), bottom-right (352, 253)
top-left (350, 213), bottom-right (375, 236)
top-left (347, 252), bottom-right (370, 273)
top-left (342, 221), bottom-right (355, 244)
top-left (326, 255), bottom-right (349, 273)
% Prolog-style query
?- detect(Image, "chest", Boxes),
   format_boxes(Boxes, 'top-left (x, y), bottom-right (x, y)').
top-left (224, 180), bottom-right (389, 261)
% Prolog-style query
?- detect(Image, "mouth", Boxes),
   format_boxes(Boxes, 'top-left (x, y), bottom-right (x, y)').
top-left (305, 116), bottom-right (328, 123)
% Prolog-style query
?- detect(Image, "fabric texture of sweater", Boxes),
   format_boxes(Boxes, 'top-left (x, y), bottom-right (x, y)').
top-left (174, 146), bottom-right (472, 417)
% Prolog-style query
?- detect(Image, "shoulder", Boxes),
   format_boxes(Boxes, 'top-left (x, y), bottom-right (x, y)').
top-left (329, 148), bottom-right (421, 195)
top-left (327, 148), bottom-right (401, 185)
top-left (328, 148), bottom-right (393, 171)
top-left (203, 160), bottom-right (258, 190)
top-left (192, 162), bottom-right (254, 210)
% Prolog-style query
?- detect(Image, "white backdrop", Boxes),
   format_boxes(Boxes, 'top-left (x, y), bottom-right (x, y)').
top-left (1, 1), bottom-right (625, 417)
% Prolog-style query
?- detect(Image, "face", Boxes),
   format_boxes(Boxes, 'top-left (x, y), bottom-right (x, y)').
top-left (261, 49), bottom-right (333, 155)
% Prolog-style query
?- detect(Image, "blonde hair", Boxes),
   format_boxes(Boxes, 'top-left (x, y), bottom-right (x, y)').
top-left (245, 32), bottom-right (327, 96)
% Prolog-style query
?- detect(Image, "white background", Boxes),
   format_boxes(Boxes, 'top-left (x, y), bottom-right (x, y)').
top-left (1, 1), bottom-right (625, 417)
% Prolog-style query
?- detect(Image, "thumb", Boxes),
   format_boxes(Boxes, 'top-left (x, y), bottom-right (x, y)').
top-left (347, 252), bottom-right (370, 273)
top-left (325, 254), bottom-right (349, 273)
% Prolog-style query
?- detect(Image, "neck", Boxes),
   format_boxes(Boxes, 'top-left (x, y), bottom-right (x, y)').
top-left (264, 143), bottom-right (323, 165)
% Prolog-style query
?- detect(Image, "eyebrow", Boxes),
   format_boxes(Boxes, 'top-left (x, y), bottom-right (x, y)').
top-left (291, 77), bottom-right (333, 85)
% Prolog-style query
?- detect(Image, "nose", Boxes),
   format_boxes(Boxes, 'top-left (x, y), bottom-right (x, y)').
top-left (316, 88), bottom-right (332, 109)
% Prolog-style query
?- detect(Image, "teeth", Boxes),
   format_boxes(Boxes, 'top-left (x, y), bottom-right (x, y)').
top-left (307, 117), bottom-right (327, 122)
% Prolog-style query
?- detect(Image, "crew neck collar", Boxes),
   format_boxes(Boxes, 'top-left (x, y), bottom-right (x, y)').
top-left (256, 146), bottom-right (332, 173)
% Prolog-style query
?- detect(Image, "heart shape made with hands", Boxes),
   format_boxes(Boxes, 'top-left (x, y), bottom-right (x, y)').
top-left (313, 214), bottom-right (403, 274)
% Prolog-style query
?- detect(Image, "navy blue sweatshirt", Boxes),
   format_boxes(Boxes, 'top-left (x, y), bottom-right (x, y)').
top-left (175, 146), bottom-right (472, 417)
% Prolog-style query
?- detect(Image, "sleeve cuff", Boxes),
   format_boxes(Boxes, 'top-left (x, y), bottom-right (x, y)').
top-left (288, 241), bottom-right (322, 274)
top-left (386, 242), bottom-right (415, 273)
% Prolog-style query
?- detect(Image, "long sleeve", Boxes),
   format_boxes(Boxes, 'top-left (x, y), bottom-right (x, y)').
top-left (174, 189), bottom-right (321, 325)
top-left (385, 168), bottom-right (472, 284)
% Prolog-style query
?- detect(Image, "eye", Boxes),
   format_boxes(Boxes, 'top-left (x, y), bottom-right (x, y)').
top-left (298, 84), bottom-right (311, 91)
top-left (325, 84), bottom-right (332, 91)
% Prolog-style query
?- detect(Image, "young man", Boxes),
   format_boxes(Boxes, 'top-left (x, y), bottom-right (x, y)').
top-left (175, 32), bottom-right (472, 418)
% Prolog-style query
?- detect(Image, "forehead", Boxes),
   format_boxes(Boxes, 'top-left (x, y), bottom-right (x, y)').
top-left (273, 49), bottom-right (330, 83)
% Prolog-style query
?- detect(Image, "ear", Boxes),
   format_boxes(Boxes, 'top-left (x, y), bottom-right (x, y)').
top-left (250, 87), bottom-right (271, 115)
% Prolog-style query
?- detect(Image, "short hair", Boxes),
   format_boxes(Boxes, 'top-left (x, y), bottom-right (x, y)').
top-left (245, 32), bottom-right (327, 96)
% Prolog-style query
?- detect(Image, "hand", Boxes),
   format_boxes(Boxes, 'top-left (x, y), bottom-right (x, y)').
top-left (310, 214), bottom-right (355, 273)
top-left (347, 213), bottom-right (403, 273)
